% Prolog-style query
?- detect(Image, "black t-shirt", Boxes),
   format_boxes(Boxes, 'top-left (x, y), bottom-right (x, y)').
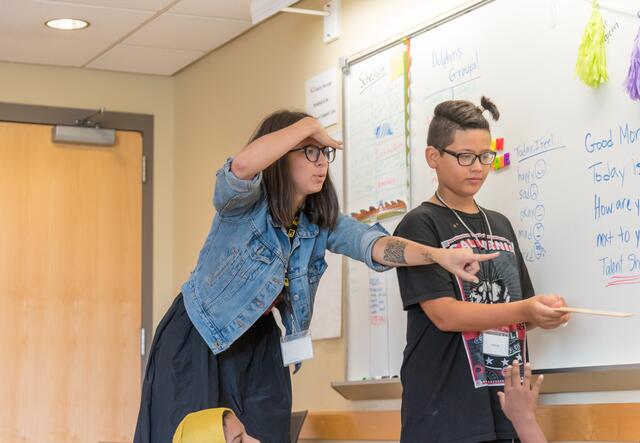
top-left (394, 202), bottom-right (535, 443)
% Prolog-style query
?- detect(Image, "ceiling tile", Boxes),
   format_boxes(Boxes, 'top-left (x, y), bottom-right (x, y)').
top-left (169, 0), bottom-right (252, 21)
top-left (0, 33), bottom-right (111, 66)
top-left (35, 0), bottom-right (177, 12)
top-left (0, 0), bottom-right (260, 75)
top-left (2, 0), bottom-right (154, 42)
top-left (86, 43), bottom-right (204, 75)
top-left (124, 13), bottom-right (250, 52)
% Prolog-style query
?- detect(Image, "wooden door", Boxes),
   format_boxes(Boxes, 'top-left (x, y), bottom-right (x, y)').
top-left (0, 121), bottom-right (142, 443)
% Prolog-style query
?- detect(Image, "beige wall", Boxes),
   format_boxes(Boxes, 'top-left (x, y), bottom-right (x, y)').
top-left (0, 61), bottom-right (176, 326)
top-left (173, 0), bottom-right (473, 413)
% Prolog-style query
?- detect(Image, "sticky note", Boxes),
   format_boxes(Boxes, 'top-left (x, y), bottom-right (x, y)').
top-left (390, 48), bottom-right (405, 80)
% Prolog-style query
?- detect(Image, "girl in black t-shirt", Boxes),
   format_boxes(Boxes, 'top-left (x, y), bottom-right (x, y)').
top-left (395, 97), bottom-right (568, 443)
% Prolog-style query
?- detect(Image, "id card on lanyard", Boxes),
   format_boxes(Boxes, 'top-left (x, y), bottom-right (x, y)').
top-left (279, 212), bottom-right (314, 367)
top-left (281, 330), bottom-right (314, 366)
top-left (482, 329), bottom-right (510, 357)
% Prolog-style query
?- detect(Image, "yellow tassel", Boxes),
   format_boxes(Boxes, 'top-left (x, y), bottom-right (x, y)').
top-left (575, 0), bottom-right (608, 88)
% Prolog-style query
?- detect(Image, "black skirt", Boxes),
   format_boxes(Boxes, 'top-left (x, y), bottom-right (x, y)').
top-left (133, 294), bottom-right (292, 443)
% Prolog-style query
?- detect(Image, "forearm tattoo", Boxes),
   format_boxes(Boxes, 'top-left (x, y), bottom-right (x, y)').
top-left (421, 251), bottom-right (434, 264)
top-left (383, 238), bottom-right (408, 264)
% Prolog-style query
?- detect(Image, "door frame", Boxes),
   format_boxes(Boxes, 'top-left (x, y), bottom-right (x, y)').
top-left (0, 101), bottom-right (154, 375)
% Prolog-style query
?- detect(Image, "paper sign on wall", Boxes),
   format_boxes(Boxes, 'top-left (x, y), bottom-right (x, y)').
top-left (305, 67), bottom-right (338, 128)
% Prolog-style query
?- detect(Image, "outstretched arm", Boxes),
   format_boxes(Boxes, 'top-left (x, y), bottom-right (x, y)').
top-left (420, 295), bottom-right (568, 332)
top-left (371, 236), bottom-right (498, 282)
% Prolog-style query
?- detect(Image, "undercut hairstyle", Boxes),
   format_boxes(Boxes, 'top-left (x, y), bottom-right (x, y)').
top-left (427, 96), bottom-right (500, 150)
top-left (248, 110), bottom-right (339, 229)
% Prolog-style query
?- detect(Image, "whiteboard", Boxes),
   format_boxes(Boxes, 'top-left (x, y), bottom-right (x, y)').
top-left (345, 0), bottom-right (640, 380)
top-left (344, 42), bottom-right (410, 379)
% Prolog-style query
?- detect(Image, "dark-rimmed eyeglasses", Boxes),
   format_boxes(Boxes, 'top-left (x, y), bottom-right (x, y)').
top-left (291, 145), bottom-right (336, 163)
top-left (441, 148), bottom-right (496, 166)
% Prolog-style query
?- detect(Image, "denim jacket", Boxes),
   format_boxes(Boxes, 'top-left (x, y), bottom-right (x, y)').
top-left (182, 158), bottom-right (389, 355)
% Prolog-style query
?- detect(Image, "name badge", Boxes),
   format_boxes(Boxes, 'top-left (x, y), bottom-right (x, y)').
top-left (281, 330), bottom-right (314, 366)
top-left (482, 330), bottom-right (509, 357)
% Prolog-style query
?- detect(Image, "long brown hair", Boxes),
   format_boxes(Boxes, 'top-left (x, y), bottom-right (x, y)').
top-left (427, 96), bottom-right (500, 150)
top-left (249, 110), bottom-right (339, 229)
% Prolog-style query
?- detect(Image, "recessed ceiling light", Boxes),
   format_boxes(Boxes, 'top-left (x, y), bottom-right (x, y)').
top-left (45, 18), bottom-right (90, 31)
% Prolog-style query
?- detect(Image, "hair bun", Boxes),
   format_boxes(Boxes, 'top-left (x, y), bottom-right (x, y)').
top-left (480, 96), bottom-right (500, 121)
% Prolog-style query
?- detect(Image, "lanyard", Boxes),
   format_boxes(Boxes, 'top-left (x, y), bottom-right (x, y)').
top-left (435, 191), bottom-right (499, 286)
top-left (435, 194), bottom-right (511, 308)
top-left (283, 211), bottom-right (300, 289)
top-left (284, 212), bottom-right (301, 333)
top-left (435, 191), bottom-right (494, 251)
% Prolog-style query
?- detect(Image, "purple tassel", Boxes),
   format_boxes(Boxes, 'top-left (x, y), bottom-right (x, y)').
top-left (625, 27), bottom-right (640, 100)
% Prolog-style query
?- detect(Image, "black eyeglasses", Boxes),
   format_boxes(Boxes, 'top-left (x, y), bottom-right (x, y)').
top-left (291, 145), bottom-right (336, 163)
top-left (441, 148), bottom-right (496, 166)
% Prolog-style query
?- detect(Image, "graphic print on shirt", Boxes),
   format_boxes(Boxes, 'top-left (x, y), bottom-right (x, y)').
top-left (443, 232), bottom-right (527, 388)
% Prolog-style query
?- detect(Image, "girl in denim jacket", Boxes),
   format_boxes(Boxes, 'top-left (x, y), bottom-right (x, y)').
top-left (134, 111), bottom-right (496, 443)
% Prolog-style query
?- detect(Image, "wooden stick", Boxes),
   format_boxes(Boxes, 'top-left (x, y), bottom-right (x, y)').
top-left (552, 307), bottom-right (634, 318)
